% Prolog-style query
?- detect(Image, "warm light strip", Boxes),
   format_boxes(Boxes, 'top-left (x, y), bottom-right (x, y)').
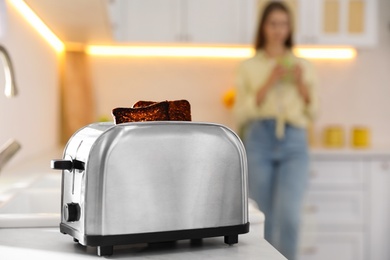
top-left (8, 0), bottom-right (65, 53)
top-left (5, 0), bottom-right (355, 59)
top-left (87, 45), bottom-right (356, 60)
top-left (86, 45), bottom-right (255, 58)
top-left (293, 47), bottom-right (357, 59)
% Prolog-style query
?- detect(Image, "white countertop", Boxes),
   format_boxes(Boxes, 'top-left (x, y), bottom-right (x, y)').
top-left (310, 146), bottom-right (390, 158)
top-left (0, 148), bottom-right (286, 259)
top-left (0, 222), bottom-right (286, 260)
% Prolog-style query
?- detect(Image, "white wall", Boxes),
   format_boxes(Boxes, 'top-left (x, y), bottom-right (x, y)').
top-left (90, 0), bottom-right (390, 148)
top-left (0, 1), bottom-right (59, 167)
top-left (90, 57), bottom-right (237, 127)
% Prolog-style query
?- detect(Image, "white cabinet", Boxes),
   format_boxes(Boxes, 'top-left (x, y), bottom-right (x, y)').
top-left (300, 152), bottom-right (390, 260)
top-left (186, 0), bottom-right (243, 44)
top-left (300, 232), bottom-right (364, 260)
top-left (309, 160), bottom-right (365, 188)
top-left (109, 0), bottom-right (252, 44)
top-left (369, 159), bottom-right (390, 260)
top-left (256, 0), bottom-right (377, 47)
top-left (299, 157), bottom-right (367, 260)
top-left (310, 0), bottom-right (378, 47)
top-left (109, 0), bottom-right (181, 43)
top-left (305, 190), bottom-right (366, 228)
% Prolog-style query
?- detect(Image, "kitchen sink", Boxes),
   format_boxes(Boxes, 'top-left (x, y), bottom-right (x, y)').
top-left (0, 173), bottom-right (61, 228)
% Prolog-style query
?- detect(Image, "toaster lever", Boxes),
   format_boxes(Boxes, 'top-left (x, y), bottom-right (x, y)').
top-left (51, 160), bottom-right (73, 170)
top-left (51, 159), bottom-right (84, 171)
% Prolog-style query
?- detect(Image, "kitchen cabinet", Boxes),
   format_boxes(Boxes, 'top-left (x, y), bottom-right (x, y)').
top-left (300, 232), bottom-right (364, 260)
top-left (108, 0), bottom-right (181, 42)
top-left (299, 151), bottom-right (390, 260)
top-left (369, 159), bottom-right (390, 260)
top-left (109, 0), bottom-right (252, 44)
top-left (186, 0), bottom-right (242, 43)
top-left (256, 0), bottom-right (377, 47)
top-left (310, 0), bottom-right (377, 47)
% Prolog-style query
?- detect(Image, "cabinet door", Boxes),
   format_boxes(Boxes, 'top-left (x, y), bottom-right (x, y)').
top-left (300, 232), bottom-right (364, 260)
top-left (310, 0), bottom-right (377, 47)
top-left (305, 190), bottom-right (366, 229)
top-left (109, 0), bottom-right (181, 43)
top-left (369, 159), bottom-right (390, 260)
top-left (309, 160), bottom-right (365, 189)
top-left (186, 0), bottom-right (243, 44)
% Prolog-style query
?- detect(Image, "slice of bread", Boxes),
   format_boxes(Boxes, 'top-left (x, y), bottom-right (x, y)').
top-left (112, 100), bottom-right (192, 124)
top-left (132, 101), bottom-right (156, 108)
top-left (133, 100), bottom-right (192, 121)
top-left (166, 100), bottom-right (191, 121)
top-left (112, 101), bottom-right (169, 124)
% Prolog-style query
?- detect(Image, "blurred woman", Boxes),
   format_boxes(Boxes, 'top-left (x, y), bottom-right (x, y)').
top-left (233, 2), bottom-right (318, 259)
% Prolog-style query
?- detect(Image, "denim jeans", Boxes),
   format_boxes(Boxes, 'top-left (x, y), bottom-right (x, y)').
top-left (244, 119), bottom-right (308, 260)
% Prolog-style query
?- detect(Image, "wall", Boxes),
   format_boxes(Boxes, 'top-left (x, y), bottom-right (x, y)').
top-left (0, 1), bottom-right (59, 167)
top-left (90, 0), bottom-right (390, 148)
top-left (90, 57), bottom-right (237, 127)
top-left (312, 0), bottom-right (390, 148)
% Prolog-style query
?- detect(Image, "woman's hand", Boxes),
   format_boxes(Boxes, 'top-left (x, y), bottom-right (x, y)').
top-left (293, 64), bottom-right (310, 104)
top-left (256, 64), bottom-right (287, 106)
top-left (269, 64), bottom-right (288, 85)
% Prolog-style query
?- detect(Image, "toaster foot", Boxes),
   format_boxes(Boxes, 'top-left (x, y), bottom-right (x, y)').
top-left (97, 245), bottom-right (113, 256)
top-left (224, 235), bottom-right (238, 245)
top-left (73, 238), bottom-right (79, 243)
top-left (190, 238), bottom-right (203, 245)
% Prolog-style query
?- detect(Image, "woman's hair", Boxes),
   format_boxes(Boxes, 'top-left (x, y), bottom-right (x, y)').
top-left (254, 1), bottom-right (294, 50)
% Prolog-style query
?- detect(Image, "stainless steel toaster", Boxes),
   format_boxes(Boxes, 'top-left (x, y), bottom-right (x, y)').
top-left (51, 121), bottom-right (249, 256)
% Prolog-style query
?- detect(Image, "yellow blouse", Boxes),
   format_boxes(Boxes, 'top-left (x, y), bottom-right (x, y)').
top-left (233, 50), bottom-right (318, 138)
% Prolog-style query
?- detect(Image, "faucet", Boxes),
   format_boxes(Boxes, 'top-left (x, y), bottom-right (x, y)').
top-left (0, 139), bottom-right (21, 172)
top-left (0, 45), bottom-right (18, 97)
top-left (0, 45), bottom-right (20, 172)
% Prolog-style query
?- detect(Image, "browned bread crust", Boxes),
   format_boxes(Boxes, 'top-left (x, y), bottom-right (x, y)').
top-left (112, 101), bottom-right (169, 124)
top-left (133, 101), bottom-right (156, 108)
top-left (132, 100), bottom-right (191, 121)
top-left (113, 100), bottom-right (191, 124)
top-left (167, 100), bottom-right (191, 121)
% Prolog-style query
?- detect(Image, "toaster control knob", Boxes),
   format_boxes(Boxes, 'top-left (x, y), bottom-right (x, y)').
top-left (64, 203), bottom-right (80, 222)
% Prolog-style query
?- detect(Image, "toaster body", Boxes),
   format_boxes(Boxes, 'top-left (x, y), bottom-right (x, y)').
top-left (52, 122), bottom-right (249, 256)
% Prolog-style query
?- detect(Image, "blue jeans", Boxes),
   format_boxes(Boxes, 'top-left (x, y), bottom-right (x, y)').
top-left (244, 119), bottom-right (308, 260)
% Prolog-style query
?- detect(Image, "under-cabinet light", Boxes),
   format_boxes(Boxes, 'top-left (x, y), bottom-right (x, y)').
top-left (87, 45), bottom-right (356, 60)
top-left (293, 47), bottom-right (357, 60)
top-left (86, 45), bottom-right (255, 59)
top-left (8, 0), bottom-right (65, 53)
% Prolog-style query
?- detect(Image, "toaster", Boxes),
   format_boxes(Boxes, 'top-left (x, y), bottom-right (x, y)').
top-left (51, 121), bottom-right (249, 256)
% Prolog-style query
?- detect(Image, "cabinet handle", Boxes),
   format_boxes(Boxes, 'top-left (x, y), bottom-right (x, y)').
top-left (382, 162), bottom-right (389, 171)
top-left (302, 246), bottom-right (318, 255)
top-left (306, 205), bottom-right (318, 213)
top-left (176, 34), bottom-right (183, 42)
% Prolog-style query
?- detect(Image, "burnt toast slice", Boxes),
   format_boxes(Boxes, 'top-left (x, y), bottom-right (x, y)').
top-left (112, 101), bottom-right (169, 124)
top-left (133, 100), bottom-right (191, 121)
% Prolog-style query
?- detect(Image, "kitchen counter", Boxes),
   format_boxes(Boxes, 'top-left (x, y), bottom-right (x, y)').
top-left (0, 148), bottom-right (286, 259)
top-left (0, 222), bottom-right (286, 260)
top-left (310, 147), bottom-right (390, 158)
